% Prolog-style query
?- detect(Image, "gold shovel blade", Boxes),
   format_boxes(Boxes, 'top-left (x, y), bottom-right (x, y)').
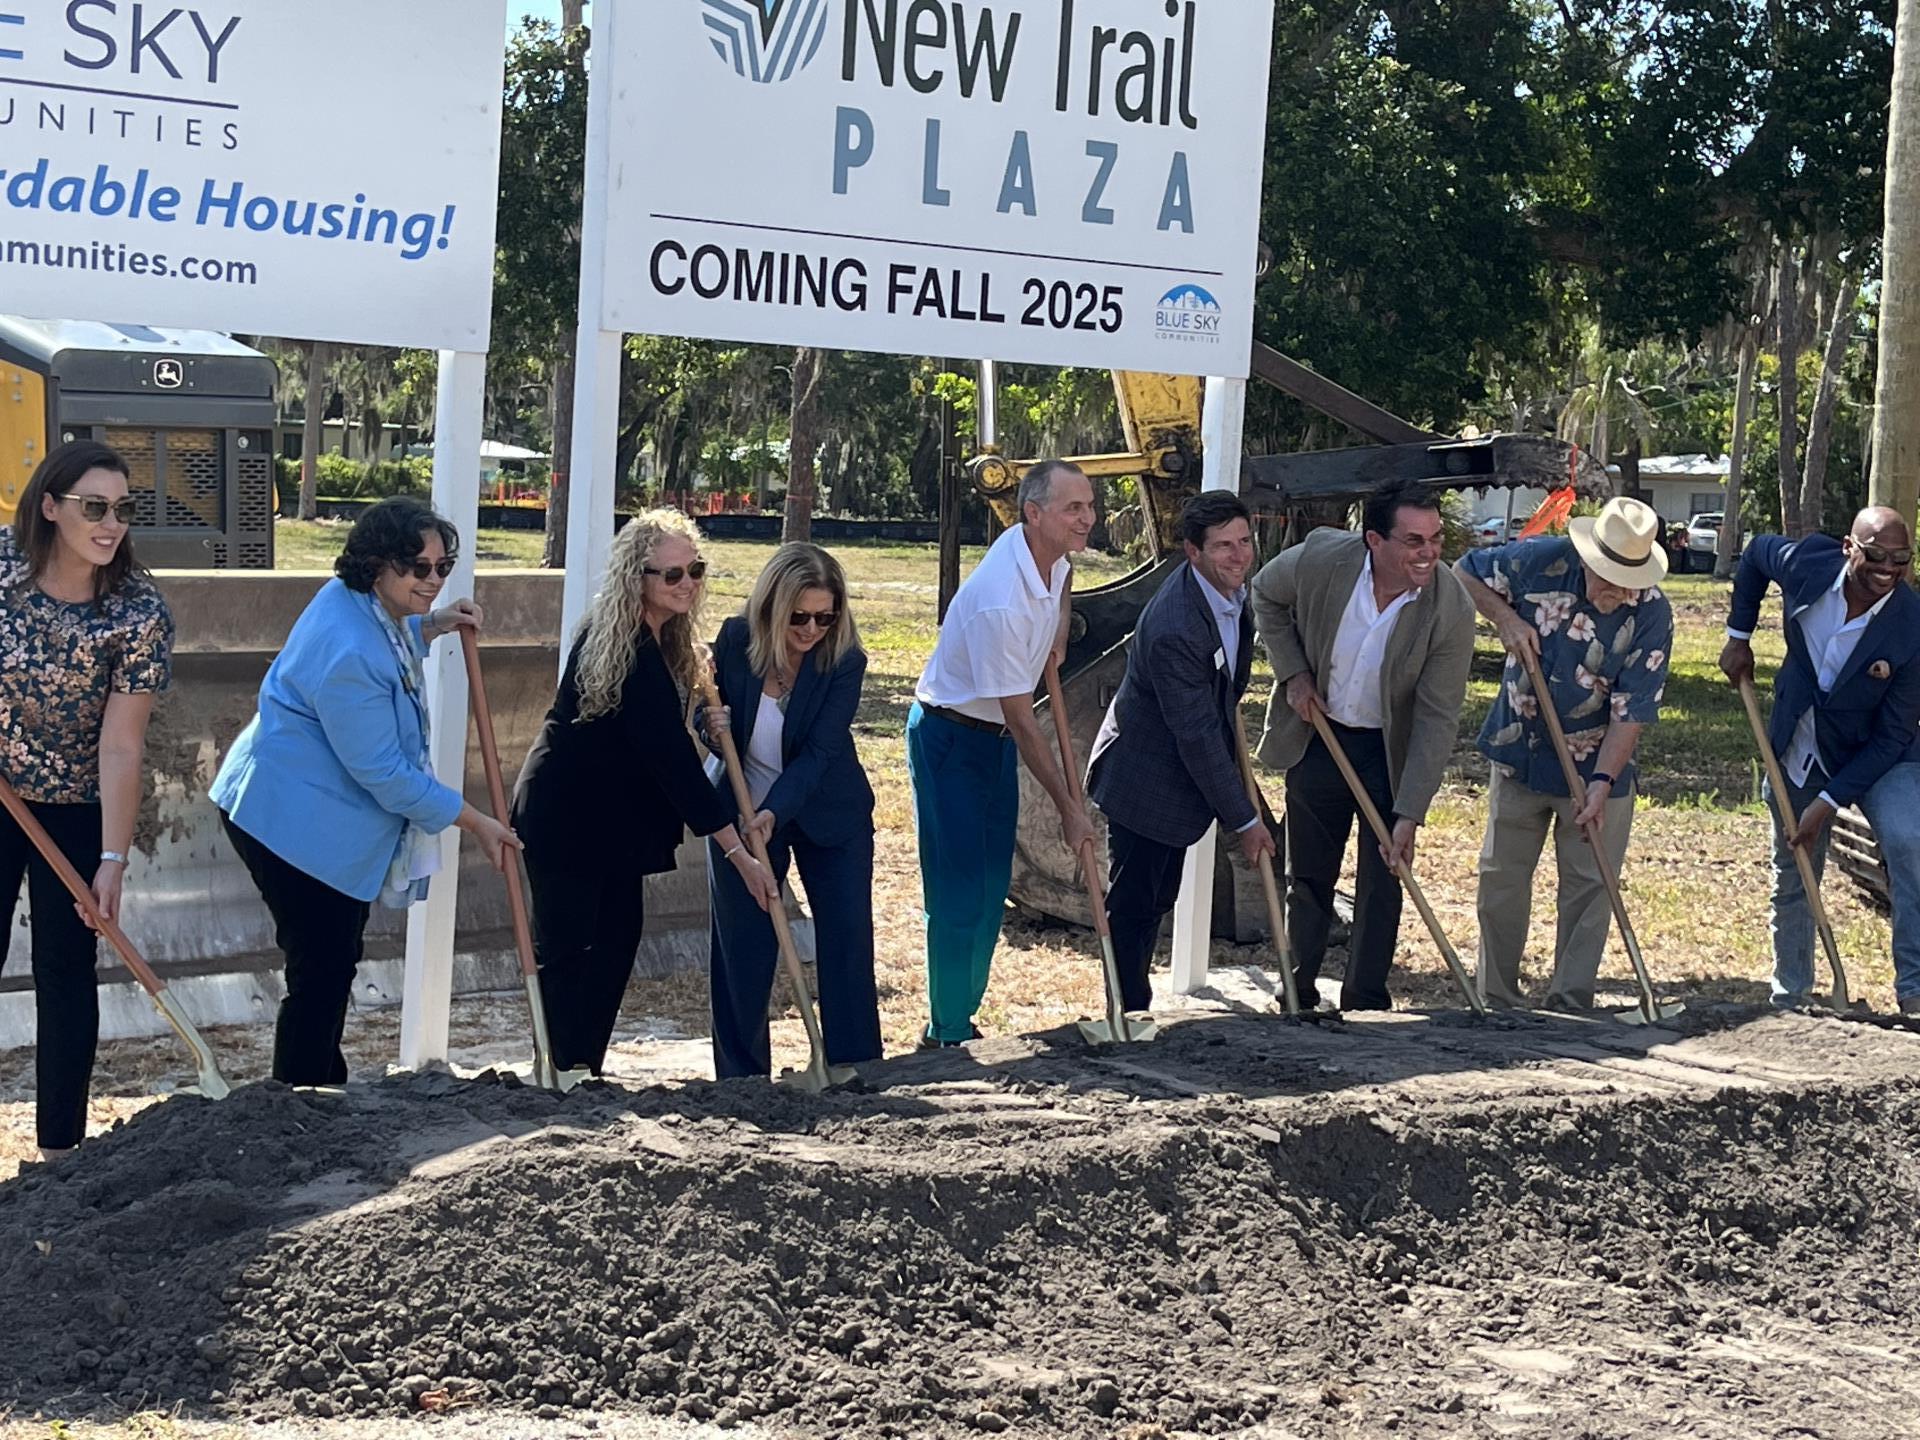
top-left (776, 1062), bottom-right (858, 1093)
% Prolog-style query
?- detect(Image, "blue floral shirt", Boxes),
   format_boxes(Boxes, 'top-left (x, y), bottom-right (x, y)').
top-left (1459, 537), bottom-right (1672, 796)
top-left (0, 529), bottom-right (174, 803)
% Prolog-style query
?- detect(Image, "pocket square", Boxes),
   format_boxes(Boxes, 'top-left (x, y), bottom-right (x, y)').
top-left (1870, 659), bottom-right (1893, 680)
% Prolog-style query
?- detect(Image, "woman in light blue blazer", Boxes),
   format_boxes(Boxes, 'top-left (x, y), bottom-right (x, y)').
top-left (211, 497), bottom-right (518, 1085)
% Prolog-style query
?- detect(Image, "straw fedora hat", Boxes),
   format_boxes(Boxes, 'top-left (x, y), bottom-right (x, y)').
top-left (1568, 496), bottom-right (1669, 589)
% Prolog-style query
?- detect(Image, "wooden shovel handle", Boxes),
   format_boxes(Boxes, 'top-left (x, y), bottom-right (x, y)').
top-left (459, 628), bottom-right (538, 982)
top-left (1042, 657), bottom-right (1112, 940)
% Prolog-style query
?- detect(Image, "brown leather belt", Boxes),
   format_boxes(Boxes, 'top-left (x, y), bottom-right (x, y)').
top-left (922, 704), bottom-right (1010, 738)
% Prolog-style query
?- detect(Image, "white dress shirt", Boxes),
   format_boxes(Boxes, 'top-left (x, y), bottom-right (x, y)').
top-left (1324, 556), bottom-right (1418, 730)
top-left (916, 524), bottom-right (1069, 723)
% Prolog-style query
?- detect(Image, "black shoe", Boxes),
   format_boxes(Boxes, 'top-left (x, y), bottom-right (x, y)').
top-left (969, 1023), bottom-right (983, 1040)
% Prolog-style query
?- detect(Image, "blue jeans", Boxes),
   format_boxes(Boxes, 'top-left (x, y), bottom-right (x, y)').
top-left (1765, 770), bottom-right (1834, 1004)
top-left (906, 703), bottom-right (1020, 1043)
top-left (1860, 760), bottom-right (1920, 1002)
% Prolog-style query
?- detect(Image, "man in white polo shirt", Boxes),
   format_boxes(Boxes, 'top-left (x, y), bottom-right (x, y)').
top-left (908, 459), bottom-right (1097, 1047)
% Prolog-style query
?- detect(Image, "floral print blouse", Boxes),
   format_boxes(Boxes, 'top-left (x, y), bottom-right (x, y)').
top-left (0, 528), bottom-right (174, 804)
top-left (1458, 536), bottom-right (1672, 796)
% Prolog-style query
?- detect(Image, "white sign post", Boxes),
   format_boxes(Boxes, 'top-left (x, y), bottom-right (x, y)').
top-left (0, 0), bottom-right (509, 1068)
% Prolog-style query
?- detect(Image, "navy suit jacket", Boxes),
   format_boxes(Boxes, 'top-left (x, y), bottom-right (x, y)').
top-left (703, 615), bottom-right (875, 847)
top-left (1087, 561), bottom-right (1258, 848)
top-left (1729, 533), bottom-right (1920, 806)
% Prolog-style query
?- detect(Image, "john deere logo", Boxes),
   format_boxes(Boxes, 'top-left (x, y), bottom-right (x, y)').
top-left (702, 0), bottom-right (829, 83)
top-left (153, 359), bottom-right (184, 389)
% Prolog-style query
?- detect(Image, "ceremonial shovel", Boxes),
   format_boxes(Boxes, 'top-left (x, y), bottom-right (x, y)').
top-left (1517, 647), bottom-right (1682, 1024)
top-left (1228, 708), bottom-right (1302, 1017)
top-left (696, 667), bottom-right (854, 1091)
top-left (1736, 675), bottom-right (1853, 1008)
top-left (0, 773), bottom-right (230, 1099)
top-left (1043, 658), bottom-right (1154, 1045)
top-left (459, 630), bottom-right (577, 1091)
top-left (1302, 709), bottom-right (1487, 1016)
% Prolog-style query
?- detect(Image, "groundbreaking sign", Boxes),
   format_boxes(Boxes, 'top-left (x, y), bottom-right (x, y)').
top-left (604, 0), bottom-right (1275, 376)
top-left (0, 0), bottom-right (505, 350)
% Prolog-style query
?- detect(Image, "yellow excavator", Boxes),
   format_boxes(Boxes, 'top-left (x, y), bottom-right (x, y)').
top-left (980, 343), bottom-right (1611, 935)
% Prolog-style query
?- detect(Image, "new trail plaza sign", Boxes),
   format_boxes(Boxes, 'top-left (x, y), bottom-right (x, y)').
top-left (605, 0), bottom-right (1276, 377)
top-left (0, 0), bottom-right (504, 350)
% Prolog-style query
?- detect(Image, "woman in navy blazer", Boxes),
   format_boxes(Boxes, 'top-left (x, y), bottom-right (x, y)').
top-left (211, 497), bottom-right (519, 1085)
top-left (513, 510), bottom-right (778, 1077)
top-left (702, 543), bottom-right (880, 1079)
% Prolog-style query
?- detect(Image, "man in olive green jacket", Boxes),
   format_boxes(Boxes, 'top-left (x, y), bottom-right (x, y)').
top-left (1252, 479), bottom-right (1476, 1008)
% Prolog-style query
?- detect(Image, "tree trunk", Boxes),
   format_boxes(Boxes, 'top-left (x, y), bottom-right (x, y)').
top-left (1872, 0), bottom-right (1920, 522)
top-left (783, 347), bottom-right (825, 543)
top-left (543, 352), bottom-right (575, 569)
top-left (1716, 329), bottom-right (1760, 578)
top-left (1777, 246), bottom-right (1806, 539)
top-left (1801, 272), bottom-right (1859, 537)
top-left (561, 0), bottom-right (584, 27)
top-left (298, 341), bottom-right (329, 520)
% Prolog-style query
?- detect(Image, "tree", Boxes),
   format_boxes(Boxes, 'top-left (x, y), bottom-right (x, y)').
top-left (297, 341), bottom-right (330, 520)
top-left (1800, 271), bottom-right (1860, 536)
top-left (1871, 0), bottom-right (1920, 520)
top-left (783, 348), bottom-right (825, 542)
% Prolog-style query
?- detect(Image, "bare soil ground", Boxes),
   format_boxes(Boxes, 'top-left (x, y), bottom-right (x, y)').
top-left (4, 1001), bottom-right (1919, 1440)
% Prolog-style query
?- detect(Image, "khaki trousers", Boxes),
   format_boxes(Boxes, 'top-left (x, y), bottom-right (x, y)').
top-left (1475, 765), bottom-right (1635, 1010)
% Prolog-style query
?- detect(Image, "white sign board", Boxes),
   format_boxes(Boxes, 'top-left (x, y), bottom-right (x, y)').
top-left (0, 0), bottom-right (506, 350)
top-left (603, 0), bottom-right (1274, 377)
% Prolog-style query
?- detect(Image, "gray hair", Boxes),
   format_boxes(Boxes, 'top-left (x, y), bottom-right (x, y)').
top-left (1018, 459), bottom-right (1084, 518)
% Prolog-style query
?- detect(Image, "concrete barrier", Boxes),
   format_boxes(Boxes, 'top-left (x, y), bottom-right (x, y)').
top-left (0, 569), bottom-right (773, 1051)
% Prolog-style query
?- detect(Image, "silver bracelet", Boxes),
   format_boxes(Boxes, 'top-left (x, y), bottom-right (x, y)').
top-left (722, 842), bottom-right (744, 861)
top-left (99, 850), bottom-right (128, 866)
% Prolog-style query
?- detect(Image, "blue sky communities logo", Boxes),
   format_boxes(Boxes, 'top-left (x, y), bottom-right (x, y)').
top-left (1155, 283), bottom-right (1223, 344)
top-left (703, 0), bottom-right (829, 84)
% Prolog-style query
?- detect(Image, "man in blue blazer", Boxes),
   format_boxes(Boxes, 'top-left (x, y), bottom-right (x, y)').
top-left (1721, 506), bottom-right (1920, 1010)
top-left (1087, 492), bottom-right (1278, 1011)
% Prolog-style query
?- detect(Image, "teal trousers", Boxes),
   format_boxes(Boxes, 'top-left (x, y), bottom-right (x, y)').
top-left (907, 703), bottom-right (1020, 1042)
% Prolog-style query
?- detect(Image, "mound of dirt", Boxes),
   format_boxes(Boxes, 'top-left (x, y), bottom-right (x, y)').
top-left (4, 1006), bottom-right (1920, 1438)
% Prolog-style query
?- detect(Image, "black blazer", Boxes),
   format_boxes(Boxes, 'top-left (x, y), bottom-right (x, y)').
top-left (512, 628), bottom-right (732, 875)
top-left (1086, 562), bottom-right (1257, 849)
top-left (703, 615), bottom-right (874, 848)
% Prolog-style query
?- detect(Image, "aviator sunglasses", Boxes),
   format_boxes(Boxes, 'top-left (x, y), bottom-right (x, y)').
top-left (395, 557), bottom-right (458, 580)
top-left (1850, 538), bottom-right (1915, 567)
top-left (56, 494), bottom-right (137, 524)
top-left (788, 609), bottom-right (839, 630)
top-left (643, 561), bottom-right (708, 584)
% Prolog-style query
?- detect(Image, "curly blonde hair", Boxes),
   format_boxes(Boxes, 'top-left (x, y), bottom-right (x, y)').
top-left (574, 508), bottom-right (707, 722)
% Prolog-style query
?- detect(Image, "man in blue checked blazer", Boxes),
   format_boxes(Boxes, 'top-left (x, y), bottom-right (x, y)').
top-left (1087, 492), bottom-right (1278, 1012)
top-left (1721, 507), bottom-right (1920, 1011)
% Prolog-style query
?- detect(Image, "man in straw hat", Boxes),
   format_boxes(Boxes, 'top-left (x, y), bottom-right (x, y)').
top-left (1453, 496), bottom-right (1674, 1011)
top-left (1720, 507), bottom-right (1920, 1012)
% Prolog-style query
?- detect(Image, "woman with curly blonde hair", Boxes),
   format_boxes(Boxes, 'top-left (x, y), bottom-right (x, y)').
top-left (512, 510), bottom-right (777, 1075)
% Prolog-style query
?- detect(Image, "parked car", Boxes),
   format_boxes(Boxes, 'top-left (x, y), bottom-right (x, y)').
top-left (1686, 512), bottom-right (1723, 554)
top-left (1472, 515), bottom-right (1528, 547)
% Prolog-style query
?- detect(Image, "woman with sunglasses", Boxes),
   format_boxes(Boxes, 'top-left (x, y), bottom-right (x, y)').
top-left (211, 496), bottom-right (520, 1085)
top-left (700, 543), bottom-right (880, 1079)
top-left (512, 510), bottom-right (779, 1076)
top-left (0, 441), bottom-right (171, 1161)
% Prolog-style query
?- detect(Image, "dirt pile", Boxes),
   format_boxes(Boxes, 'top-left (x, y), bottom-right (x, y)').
top-left (4, 1006), bottom-right (1920, 1438)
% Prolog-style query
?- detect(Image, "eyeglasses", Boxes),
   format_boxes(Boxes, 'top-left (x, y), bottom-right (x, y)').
top-left (395, 557), bottom-right (457, 580)
top-left (56, 494), bottom-right (137, 525)
top-left (1851, 540), bottom-right (1914, 567)
top-left (789, 610), bottom-right (839, 630)
top-left (643, 561), bottom-right (708, 584)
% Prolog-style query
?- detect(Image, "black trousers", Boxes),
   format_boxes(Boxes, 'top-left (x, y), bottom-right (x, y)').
top-left (0, 797), bottom-right (103, 1149)
top-left (708, 827), bottom-right (881, 1080)
top-left (1104, 819), bottom-right (1190, 1013)
top-left (223, 814), bottom-right (371, 1086)
top-left (524, 846), bottom-right (648, 1075)
top-left (1286, 724), bottom-right (1403, 1011)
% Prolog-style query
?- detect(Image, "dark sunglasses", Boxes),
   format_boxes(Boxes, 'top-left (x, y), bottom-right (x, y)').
top-left (395, 557), bottom-right (458, 580)
top-left (644, 561), bottom-right (708, 584)
top-left (57, 494), bottom-right (137, 524)
top-left (1852, 539), bottom-right (1914, 567)
top-left (788, 609), bottom-right (838, 630)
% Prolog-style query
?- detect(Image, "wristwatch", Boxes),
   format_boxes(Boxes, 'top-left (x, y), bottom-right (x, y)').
top-left (99, 850), bottom-right (128, 866)
top-left (1589, 772), bottom-right (1614, 788)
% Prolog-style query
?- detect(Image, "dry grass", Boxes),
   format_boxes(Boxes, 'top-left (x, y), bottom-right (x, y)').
top-left (0, 549), bottom-right (1895, 1181)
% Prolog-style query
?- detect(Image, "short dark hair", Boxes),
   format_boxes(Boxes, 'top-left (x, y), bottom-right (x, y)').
top-left (1363, 478), bottom-right (1440, 540)
top-left (11, 439), bottom-right (142, 603)
top-left (335, 496), bottom-right (458, 592)
top-left (1178, 491), bottom-right (1251, 549)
